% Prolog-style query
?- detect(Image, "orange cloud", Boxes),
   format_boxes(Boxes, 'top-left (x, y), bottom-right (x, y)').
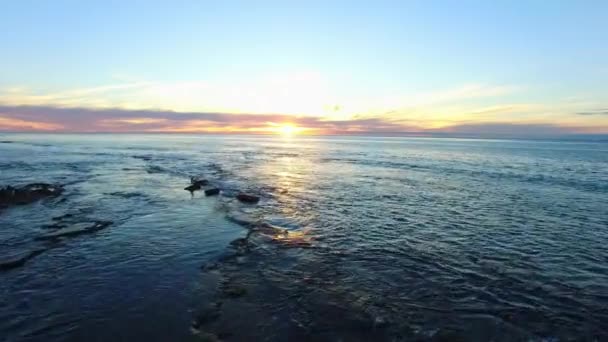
top-left (0, 105), bottom-right (605, 137)
top-left (0, 116), bottom-right (63, 131)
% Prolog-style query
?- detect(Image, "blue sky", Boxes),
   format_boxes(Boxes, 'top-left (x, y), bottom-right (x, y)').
top-left (1, 1), bottom-right (607, 135)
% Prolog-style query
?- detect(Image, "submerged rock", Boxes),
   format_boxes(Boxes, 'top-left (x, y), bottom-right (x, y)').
top-left (36, 220), bottom-right (112, 240)
top-left (229, 237), bottom-right (253, 255)
top-left (0, 248), bottom-right (47, 271)
top-left (0, 183), bottom-right (63, 208)
top-left (185, 177), bottom-right (209, 194)
top-left (42, 222), bottom-right (67, 230)
top-left (205, 188), bottom-right (220, 196)
top-left (146, 165), bottom-right (164, 173)
top-left (52, 213), bottom-right (74, 221)
top-left (236, 193), bottom-right (260, 204)
top-left (225, 212), bottom-right (257, 227)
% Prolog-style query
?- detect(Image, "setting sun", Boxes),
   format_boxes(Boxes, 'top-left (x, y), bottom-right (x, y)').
top-left (279, 124), bottom-right (296, 136)
top-left (267, 123), bottom-right (307, 136)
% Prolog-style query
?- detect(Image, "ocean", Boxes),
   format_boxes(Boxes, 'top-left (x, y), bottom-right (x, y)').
top-left (1, 134), bottom-right (607, 341)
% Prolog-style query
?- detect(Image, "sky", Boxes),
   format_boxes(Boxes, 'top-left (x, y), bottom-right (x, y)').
top-left (1, 0), bottom-right (607, 136)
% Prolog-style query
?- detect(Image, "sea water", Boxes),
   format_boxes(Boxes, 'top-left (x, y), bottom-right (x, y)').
top-left (1, 134), bottom-right (607, 341)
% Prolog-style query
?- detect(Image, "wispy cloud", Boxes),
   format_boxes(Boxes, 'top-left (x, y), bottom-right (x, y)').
top-left (576, 108), bottom-right (608, 116)
top-left (434, 123), bottom-right (582, 136)
top-left (0, 80), bottom-right (518, 119)
top-left (0, 116), bottom-right (63, 131)
top-left (0, 105), bottom-right (415, 134)
top-left (1, 79), bottom-right (607, 136)
top-left (0, 104), bottom-right (603, 136)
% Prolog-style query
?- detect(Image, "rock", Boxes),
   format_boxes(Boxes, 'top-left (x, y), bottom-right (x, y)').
top-left (228, 237), bottom-right (252, 255)
top-left (229, 237), bottom-right (249, 248)
top-left (36, 221), bottom-right (112, 240)
top-left (0, 140), bottom-right (14, 143)
top-left (0, 183), bottom-right (63, 208)
top-left (191, 177), bottom-right (209, 187)
top-left (185, 184), bottom-right (201, 194)
top-left (185, 177), bottom-right (209, 194)
top-left (204, 188), bottom-right (220, 196)
top-left (236, 193), bottom-right (260, 204)
top-left (0, 248), bottom-right (47, 271)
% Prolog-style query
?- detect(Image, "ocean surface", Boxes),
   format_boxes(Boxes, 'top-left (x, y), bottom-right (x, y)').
top-left (0, 134), bottom-right (607, 341)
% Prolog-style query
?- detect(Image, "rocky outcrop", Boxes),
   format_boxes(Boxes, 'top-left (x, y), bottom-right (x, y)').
top-left (185, 177), bottom-right (209, 194)
top-left (236, 193), bottom-right (260, 204)
top-left (204, 188), bottom-right (220, 196)
top-left (36, 221), bottom-right (112, 240)
top-left (0, 248), bottom-right (47, 271)
top-left (0, 183), bottom-right (63, 208)
top-left (191, 177), bottom-right (209, 187)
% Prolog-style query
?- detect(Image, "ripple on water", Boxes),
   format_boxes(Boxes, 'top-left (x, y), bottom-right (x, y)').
top-left (1, 135), bottom-right (607, 341)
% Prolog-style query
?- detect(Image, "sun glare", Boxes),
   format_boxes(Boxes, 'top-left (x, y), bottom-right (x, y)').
top-left (279, 124), bottom-right (296, 136)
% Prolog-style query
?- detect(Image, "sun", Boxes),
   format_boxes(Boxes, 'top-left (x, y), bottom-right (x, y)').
top-left (279, 124), bottom-right (296, 136)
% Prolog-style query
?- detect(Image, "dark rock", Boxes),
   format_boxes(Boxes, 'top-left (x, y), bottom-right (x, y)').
top-left (0, 248), bottom-right (47, 271)
top-left (36, 221), bottom-right (112, 240)
top-left (185, 177), bottom-right (209, 194)
top-left (185, 184), bottom-right (201, 194)
top-left (229, 237), bottom-right (249, 248)
top-left (204, 188), bottom-right (220, 196)
top-left (0, 140), bottom-right (14, 144)
top-left (236, 193), bottom-right (260, 204)
top-left (229, 237), bottom-right (252, 254)
top-left (0, 183), bottom-right (63, 208)
top-left (191, 177), bottom-right (209, 187)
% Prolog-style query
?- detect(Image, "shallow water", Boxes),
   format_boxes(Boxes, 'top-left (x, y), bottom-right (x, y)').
top-left (1, 134), bottom-right (607, 341)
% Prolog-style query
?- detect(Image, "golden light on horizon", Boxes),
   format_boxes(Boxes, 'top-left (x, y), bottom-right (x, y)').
top-left (265, 122), bottom-right (308, 136)
top-left (279, 124), bottom-right (296, 136)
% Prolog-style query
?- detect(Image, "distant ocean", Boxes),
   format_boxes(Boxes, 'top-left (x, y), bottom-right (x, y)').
top-left (1, 134), bottom-right (607, 341)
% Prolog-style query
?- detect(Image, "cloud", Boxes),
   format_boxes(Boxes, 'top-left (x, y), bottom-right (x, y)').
top-left (434, 123), bottom-right (581, 136)
top-left (0, 74), bottom-right (337, 116)
top-left (0, 80), bottom-right (519, 121)
top-left (0, 104), bottom-right (603, 137)
top-left (0, 104), bottom-right (415, 134)
top-left (576, 108), bottom-right (608, 116)
top-left (0, 116), bottom-right (63, 131)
